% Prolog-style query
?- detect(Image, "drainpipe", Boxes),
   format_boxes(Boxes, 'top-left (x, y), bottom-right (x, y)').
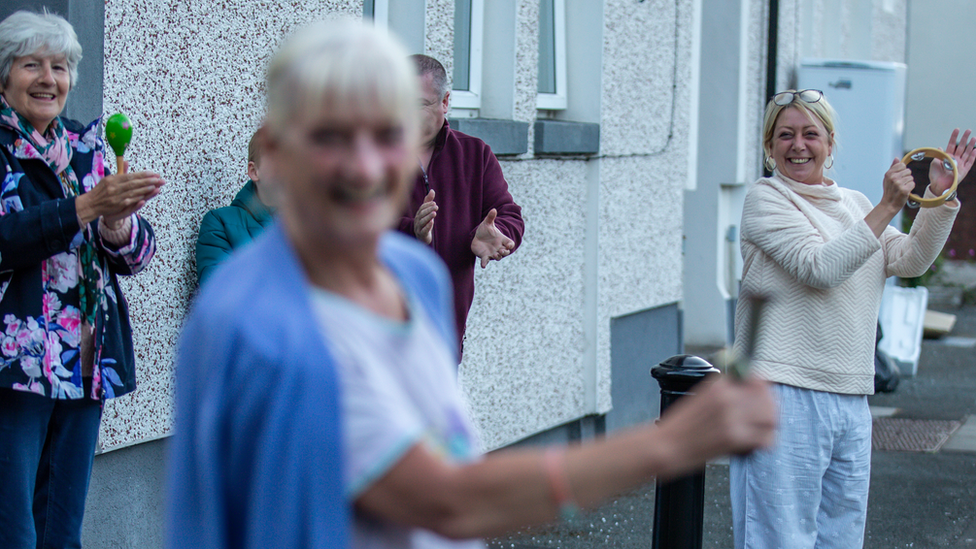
top-left (765, 0), bottom-right (779, 103)
top-left (763, 0), bottom-right (779, 178)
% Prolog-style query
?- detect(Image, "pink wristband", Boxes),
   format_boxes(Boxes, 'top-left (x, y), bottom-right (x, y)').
top-left (543, 448), bottom-right (579, 521)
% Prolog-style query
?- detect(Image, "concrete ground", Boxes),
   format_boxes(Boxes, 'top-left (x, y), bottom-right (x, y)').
top-left (489, 298), bottom-right (976, 549)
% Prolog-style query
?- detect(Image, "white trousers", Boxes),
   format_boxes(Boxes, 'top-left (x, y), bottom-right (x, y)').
top-left (730, 383), bottom-right (872, 549)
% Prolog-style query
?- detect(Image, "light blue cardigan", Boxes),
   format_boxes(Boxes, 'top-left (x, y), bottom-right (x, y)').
top-left (168, 222), bottom-right (457, 549)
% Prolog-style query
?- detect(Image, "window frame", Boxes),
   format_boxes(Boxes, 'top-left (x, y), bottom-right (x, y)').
top-left (363, 0), bottom-right (390, 29)
top-left (536, 0), bottom-right (567, 110)
top-left (451, 0), bottom-right (484, 111)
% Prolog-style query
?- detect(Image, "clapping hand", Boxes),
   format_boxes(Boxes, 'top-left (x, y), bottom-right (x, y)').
top-left (881, 158), bottom-right (914, 210)
top-left (471, 208), bottom-right (515, 268)
top-left (76, 160), bottom-right (165, 227)
top-left (413, 190), bottom-right (437, 245)
top-left (940, 129), bottom-right (976, 193)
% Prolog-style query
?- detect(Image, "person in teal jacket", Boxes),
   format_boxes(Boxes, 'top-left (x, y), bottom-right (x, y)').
top-left (195, 130), bottom-right (275, 284)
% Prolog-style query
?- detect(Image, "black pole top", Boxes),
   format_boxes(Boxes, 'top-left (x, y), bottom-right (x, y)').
top-left (651, 354), bottom-right (720, 393)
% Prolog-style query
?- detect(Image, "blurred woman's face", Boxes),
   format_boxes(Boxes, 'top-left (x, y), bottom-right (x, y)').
top-left (770, 107), bottom-right (833, 186)
top-left (1, 54), bottom-right (70, 132)
top-left (267, 100), bottom-right (418, 250)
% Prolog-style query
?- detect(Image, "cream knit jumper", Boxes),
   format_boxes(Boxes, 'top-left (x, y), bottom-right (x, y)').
top-left (733, 173), bottom-right (958, 395)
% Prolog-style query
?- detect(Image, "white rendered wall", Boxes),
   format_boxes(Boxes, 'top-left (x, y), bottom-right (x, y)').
top-left (460, 160), bottom-right (590, 446)
top-left (775, 0), bottom-right (906, 86)
top-left (424, 0), bottom-right (454, 64)
top-left (464, 0), bottom-right (690, 449)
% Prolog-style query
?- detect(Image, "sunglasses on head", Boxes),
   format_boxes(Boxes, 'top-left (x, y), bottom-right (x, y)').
top-left (772, 89), bottom-right (824, 106)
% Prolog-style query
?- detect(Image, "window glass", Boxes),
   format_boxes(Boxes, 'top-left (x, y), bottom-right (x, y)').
top-left (363, 0), bottom-right (388, 30)
top-left (454, 0), bottom-right (472, 91)
top-left (538, 0), bottom-right (556, 94)
top-left (536, 0), bottom-right (566, 109)
top-left (452, 0), bottom-right (483, 111)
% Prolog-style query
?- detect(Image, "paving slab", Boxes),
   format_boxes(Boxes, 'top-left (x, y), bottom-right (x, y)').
top-left (871, 405), bottom-right (899, 418)
top-left (943, 415), bottom-right (976, 453)
top-left (939, 336), bottom-right (976, 348)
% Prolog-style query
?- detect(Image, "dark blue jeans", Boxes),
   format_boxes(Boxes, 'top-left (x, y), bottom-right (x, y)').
top-left (0, 388), bottom-right (102, 549)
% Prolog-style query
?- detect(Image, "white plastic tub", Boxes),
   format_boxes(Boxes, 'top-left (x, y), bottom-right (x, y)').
top-left (878, 285), bottom-right (928, 376)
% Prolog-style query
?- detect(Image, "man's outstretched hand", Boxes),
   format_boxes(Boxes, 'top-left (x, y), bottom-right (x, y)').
top-left (471, 208), bottom-right (515, 268)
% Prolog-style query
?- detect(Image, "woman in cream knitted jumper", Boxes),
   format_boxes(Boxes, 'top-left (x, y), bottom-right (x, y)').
top-left (729, 89), bottom-right (975, 549)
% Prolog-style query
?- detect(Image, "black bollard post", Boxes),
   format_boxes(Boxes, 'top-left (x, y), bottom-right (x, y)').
top-left (650, 354), bottom-right (720, 549)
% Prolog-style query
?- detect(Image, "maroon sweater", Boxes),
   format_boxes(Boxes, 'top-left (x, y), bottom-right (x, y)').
top-left (398, 121), bottom-right (524, 353)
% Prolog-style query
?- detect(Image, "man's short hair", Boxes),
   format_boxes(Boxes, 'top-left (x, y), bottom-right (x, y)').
top-left (247, 129), bottom-right (262, 165)
top-left (246, 129), bottom-right (260, 165)
top-left (410, 54), bottom-right (448, 100)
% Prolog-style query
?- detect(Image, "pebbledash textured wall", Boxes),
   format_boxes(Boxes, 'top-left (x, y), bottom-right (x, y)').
top-left (595, 0), bottom-right (689, 411)
top-left (98, 0), bottom-right (362, 451)
top-left (461, 0), bottom-right (690, 449)
top-left (461, 159), bottom-right (591, 447)
top-left (95, 0), bottom-right (691, 452)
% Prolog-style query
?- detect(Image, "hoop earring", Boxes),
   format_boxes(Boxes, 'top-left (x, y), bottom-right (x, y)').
top-left (764, 156), bottom-right (776, 171)
top-left (824, 154), bottom-right (834, 170)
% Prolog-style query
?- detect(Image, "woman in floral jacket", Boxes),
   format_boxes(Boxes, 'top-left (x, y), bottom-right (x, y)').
top-left (0, 11), bottom-right (163, 548)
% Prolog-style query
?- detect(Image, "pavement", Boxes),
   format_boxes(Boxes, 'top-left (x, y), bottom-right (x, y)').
top-left (489, 273), bottom-right (976, 549)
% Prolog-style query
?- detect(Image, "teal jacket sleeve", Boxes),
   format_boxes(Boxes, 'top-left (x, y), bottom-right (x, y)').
top-left (195, 210), bottom-right (232, 285)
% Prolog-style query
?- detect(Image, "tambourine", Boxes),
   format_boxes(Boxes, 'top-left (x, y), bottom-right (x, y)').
top-left (902, 147), bottom-right (958, 209)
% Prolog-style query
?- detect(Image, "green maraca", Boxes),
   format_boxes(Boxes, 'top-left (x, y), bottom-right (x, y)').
top-left (105, 113), bottom-right (133, 173)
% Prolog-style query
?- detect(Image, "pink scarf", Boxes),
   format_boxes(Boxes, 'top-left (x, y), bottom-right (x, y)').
top-left (0, 93), bottom-right (103, 326)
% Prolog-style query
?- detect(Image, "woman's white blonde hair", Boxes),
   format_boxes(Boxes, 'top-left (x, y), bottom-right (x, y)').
top-left (0, 10), bottom-right (82, 89)
top-left (265, 19), bottom-right (418, 140)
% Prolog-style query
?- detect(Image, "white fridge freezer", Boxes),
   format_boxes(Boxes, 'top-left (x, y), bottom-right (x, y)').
top-left (797, 59), bottom-right (907, 227)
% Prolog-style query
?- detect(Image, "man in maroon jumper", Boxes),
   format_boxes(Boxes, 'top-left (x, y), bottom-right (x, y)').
top-left (398, 55), bottom-right (524, 357)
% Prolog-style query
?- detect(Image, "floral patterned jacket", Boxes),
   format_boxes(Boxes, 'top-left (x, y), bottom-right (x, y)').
top-left (0, 117), bottom-right (156, 400)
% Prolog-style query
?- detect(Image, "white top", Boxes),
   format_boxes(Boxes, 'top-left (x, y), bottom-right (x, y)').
top-left (311, 288), bottom-right (484, 549)
top-left (734, 174), bottom-right (958, 394)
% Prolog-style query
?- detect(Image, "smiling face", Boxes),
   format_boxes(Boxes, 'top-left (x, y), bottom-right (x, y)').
top-left (1, 53), bottom-right (70, 132)
top-left (267, 103), bottom-right (417, 251)
top-left (768, 106), bottom-right (833, 185)
top-left (263, 20), bottom-right (420, 255)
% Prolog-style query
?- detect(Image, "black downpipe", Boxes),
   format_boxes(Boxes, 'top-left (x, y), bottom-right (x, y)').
top-left (763, 0), bottom-right (780, 177)
top-left (765, 0), bottom-right (779, 102)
